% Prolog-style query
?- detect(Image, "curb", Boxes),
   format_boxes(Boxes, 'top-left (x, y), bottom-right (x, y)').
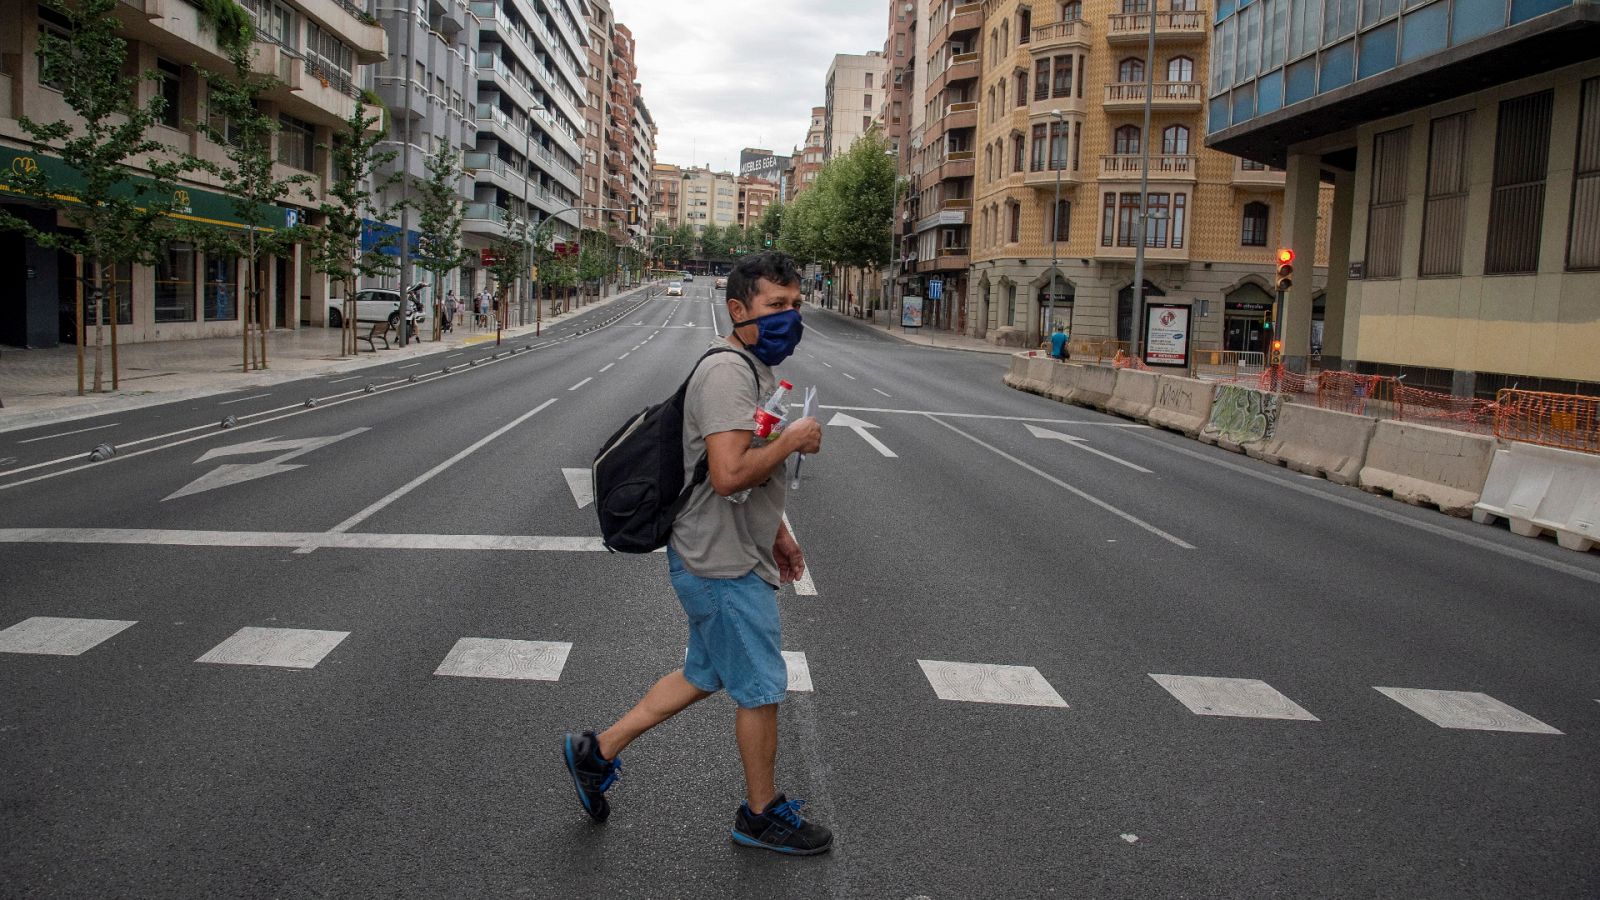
top-left (809, 306), bottom-right (1015, 357)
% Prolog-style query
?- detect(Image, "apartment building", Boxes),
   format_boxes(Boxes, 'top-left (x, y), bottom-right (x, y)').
top-left (823, 52), bottom-right (888, 160)
top-left (789, 106), bottom-right (826, 199)
top-left (370, 0), bottom-right (477, 298)
top-left (680, 165), bottom-right (737, 233)
top-left (969, 0), bottom-right (1329, 350)
top-left (0, 0), bottom-right (387, 347)
top-left (650, 161), bottom-right (682, 226)
top-left (737, 176), bottom-right (778, 229)
top-left (1208, 0), bottom-right (1600, 394)
top-left (461, 0), bottom-right (588, 315)
top-left (580, 8), bottom-right (653, 268)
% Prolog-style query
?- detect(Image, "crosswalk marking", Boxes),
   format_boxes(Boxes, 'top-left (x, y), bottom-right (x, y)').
top-left (0, 616), bottom-right (136, 656)
top-left (562, 468), bottom-right (594, 509)
top-left (917, 659), bottom-right (1068, 708)
top-left (1150, 675), bottom-right (1320, 721)
top-left (1375, 687), bottom-right (1563, 734)
top-left (434, 638), bottom-right (572, 681)
top-left (196, 627), bottom-right (349, 669)
top-left (783, 651), bottom-right (813, 692)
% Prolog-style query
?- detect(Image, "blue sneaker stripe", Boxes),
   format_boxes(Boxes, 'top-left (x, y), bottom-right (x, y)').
top-left (731, 829), bottom-right (801, 853)
top-left (564, 735), bottom-right (595, 814)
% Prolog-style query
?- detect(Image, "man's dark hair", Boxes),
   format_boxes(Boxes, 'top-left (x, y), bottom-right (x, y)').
top-left (726, 251), bottom-right (800, 305)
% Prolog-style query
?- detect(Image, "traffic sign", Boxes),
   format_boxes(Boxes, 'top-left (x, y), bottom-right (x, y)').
top-left (928, 278), bottom-right (943, 300)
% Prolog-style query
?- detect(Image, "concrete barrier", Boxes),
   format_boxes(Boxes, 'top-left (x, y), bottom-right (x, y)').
top-left (1245, 403), bottom-right (1377, 485)
top-left (1474, 442), bottom-right (1600, 552)
top-left (1003, 353), bottom-right (1032, 392)
top-left (1198, 384), bottom-right (1282, 453)
top-left (1358, 420), bottom-right (1498, 516)
top-left (1074, 364), bottom-right (1119, 411)
top-left (1106, 369), bottom-right (1159, 421)
top-left (1146, 375), bottom-right (1214, 436)
top-left (1023, 356), bottom-right (1056, 394)
top-left (1045, 363), bottom-right (1082, 403)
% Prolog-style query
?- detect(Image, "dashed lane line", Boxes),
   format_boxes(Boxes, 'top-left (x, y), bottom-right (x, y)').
top-left (216, 394), bottom-right (273, 406)
top-left (569, 378), bottom-right (593, 391)
top-left (873, 388), bottom-right (892, 398)
top-left (842, 373), bottom-right (856, 380)
top-left (397, 363), bottom-right (422, 369)
top-left (599, 363), bottom-right (615, 373)
top-left (15, 423), bottom-right (120, 444)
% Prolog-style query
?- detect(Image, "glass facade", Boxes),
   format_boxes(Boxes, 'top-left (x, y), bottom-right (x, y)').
top-left (1208, 0), bottom-right (1578, 134)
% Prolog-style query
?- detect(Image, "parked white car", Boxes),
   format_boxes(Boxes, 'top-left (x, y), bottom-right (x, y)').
top-left (327, 288), bottom-right (432, 330)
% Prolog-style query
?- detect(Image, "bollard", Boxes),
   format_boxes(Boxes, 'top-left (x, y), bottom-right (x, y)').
top-left (364, 383), bottom-right (376, 394)
top-left (442, 366), bottom-right (451, 374)
top-left (87, 443), bottom-right (116, 462)
top-left (220, 415), bottom-right (237, 429)
top-left (407, 374), bottom-right (418, 383)
top-left (304, 398), bottom-right (318, 408)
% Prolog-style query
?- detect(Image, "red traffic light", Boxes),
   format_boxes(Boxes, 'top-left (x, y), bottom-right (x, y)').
top-left (1276, 248), bottom-right (1295, 265)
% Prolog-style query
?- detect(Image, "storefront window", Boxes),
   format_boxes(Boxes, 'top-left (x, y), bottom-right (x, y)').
top-left (81, 259), bottom-right (133, 326)
top-left (204, 253), bottom-right (240, 321)
top-left (154, 243), bottom-right (196, 323)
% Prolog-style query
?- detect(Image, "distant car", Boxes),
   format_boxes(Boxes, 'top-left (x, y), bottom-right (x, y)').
top-left (714, 276), bottom-right (728, 290)
top-left (666, 282), bottom-right (684, 296)
top-left (327, 288), bottom-right (431, 329)
top-left (683, 272), bottom-right (694, 282)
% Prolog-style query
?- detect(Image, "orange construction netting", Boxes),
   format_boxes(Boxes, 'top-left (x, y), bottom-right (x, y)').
top-left (1494, 389), bottom-right (1600, 454)
top-left (1111, 351), bottom-right (1152, 371)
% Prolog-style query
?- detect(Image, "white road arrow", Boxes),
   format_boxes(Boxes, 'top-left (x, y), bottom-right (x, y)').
top-left (164, 428), bottom-right (368, 500)
top-left (1023, 423), bottom-right (1152, 473)
top-left (562, 468), bottom-right (594, 509)
top-left (826, 412), bottom-right (897, 458)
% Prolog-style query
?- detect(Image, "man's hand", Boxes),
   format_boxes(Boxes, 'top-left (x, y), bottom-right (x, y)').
top-left (773, 528), bottom-right (805, 585)
top-left (781, 417), bottom-right (822, 455)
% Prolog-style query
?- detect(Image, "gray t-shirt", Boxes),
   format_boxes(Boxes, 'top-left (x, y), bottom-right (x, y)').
top-left (670, 341), bottom-right (788, 584)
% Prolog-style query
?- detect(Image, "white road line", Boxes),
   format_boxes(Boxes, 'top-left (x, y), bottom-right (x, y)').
top-left (328, 376), bottom-right (360, 384)
top-left (781, 513), bottom-right (818, 596)
top-left (568, 377), bottom-right (593, 391)
top-left (216, 394), bottom-right (273, 406)
top-left (308, 398), bottom-right (558, 548)
top-left (918, 660), bottom-right (1069, 708)
top-left (16, 422), bottom-right (120, 444)
top-left (0, 527), bottom-right (626, 552)
top-left (820, 405), bottom-right (1147, 426)
top-left (434, 638), bottom-right (572, 681)
top-left (619, 352), bottom-right (630, 359)
top-left (197, 626), bottom-right (349, 668)
top-left (0, 616), bottom-right (137, 655)
top-left (842, 373), bottom-right (856, 380)
top-left (1375, 687), bottom-right (1562, 734)
top-left (397, 363), bottom-right (422, 370)
top-left (873, 388), bottom-right (892, 398)
top-left (445, 352), bottom-right (464, 358)
top-left (924, 414), bottom-right (1196, 550)
top-left (821, 361), bottom-right (834, 368)
top-left (599, 363), bottom-right (615, 373)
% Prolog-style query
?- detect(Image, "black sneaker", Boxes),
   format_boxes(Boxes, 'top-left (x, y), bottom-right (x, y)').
top-left (562, 731), bottom-right (621, 823)
top-left (730, 793), bottom-right (833, 855)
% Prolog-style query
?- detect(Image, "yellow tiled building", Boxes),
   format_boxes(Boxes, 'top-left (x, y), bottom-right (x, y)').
top-left (969, 0), bottom-right (1331, 351)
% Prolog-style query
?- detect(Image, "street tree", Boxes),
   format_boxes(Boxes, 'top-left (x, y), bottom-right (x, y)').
top-left (578, 229), bottom-right (614, 302)
top-left (754, 202), bottom-right (784, 250)
top-left (485, 211), bottom-right (527, 328)
top-left (306, 99), bottom-right (397, 356)
top-left (818, 129), bottom-right (895, 310)
top-left (0, 0), bottom-right (188, 394)
top-left (412, 147), bottom-right (471, 339)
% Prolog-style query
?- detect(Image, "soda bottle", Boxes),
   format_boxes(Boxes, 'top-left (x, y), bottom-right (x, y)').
top-left (752, 379), bottom-right (793, 441)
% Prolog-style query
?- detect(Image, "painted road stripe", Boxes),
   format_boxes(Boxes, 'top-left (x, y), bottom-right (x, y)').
top-left (569, 378), bottom-right (593, 391)
top-left (0, 527), bottom-right (624, 552)
top-left (0, 616), bottom-right (136, 656)
top-left (822, 361), bottom-right (833, 368)
top-left (398, 363), bottom-right (422, 370)
top-left (562, 468), bottom-right (594, 509)
top-left (196, 626), bottom-right (349, 669)
top-left (434, 638), bottom-right (572, 681)
top-left (599, 363), bottom-right (615, 373)
top-left (781, 513), bottom-right (817, 596)
top-left (783, 651), bottom-right (813, 692)
top-left (1375, 687), bottom-right (1562, 734)
top-left (873, 388), bottom-right (892, 398)
top-left (16, 422), bottom-right (120, 444)
top-left (217, 393), bottom-right (273, 406)
top-left (925, 415), bottom-right (1195, 550)
top-left (445, 352), bottom-right (464, 358)
top-left (328, 376), bottom-right (360, 384)
top-left (619, 352), bottom-right (630, 359)
top-left (842, 373), bottom-right (856, 380)
top-left (917, 660), bottom-right (1068, 708)
top-left (1150, 675), bottom-right (1320, 721)
top-left (821, 405), bottom-right (1148, 425)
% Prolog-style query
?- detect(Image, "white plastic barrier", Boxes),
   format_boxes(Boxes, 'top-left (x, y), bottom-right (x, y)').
top-left (1358, 420), bottom-right (1497, 516)
top-left (1106, 369), bottom-right (1159, 421)
top-left (1145, 375), bottom-right (1214, 436)
top-left (1246, 403), bottom-right (1378, 485)
top-left (1474, 442), bottom-right (1600, 552)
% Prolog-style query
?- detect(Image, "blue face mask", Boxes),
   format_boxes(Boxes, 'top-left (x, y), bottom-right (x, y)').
top-left (733, 307), bottom-right (804, 367)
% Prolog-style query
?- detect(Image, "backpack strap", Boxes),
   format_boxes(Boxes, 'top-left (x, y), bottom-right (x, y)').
top-left (675, 346), bottom-right (763, 510)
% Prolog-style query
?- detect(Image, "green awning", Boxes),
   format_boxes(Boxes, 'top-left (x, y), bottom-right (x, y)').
top-left (0, 146), bottom-right (290, 231)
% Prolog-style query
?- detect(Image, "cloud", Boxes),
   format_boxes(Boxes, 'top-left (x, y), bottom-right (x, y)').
top-left (611, 0), bottom-right (885, 172)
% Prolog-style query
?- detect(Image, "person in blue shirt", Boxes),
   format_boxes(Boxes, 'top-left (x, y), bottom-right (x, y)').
top-left (1049, 324), bottom-right (1069, 361)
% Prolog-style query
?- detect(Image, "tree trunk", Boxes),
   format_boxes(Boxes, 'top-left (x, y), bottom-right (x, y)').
top-left (257, 256), bottom-right (268, 369)
top-left (75, 266), bottom-right (85, 397)
top-left (109, 277), bottom-right (120, 390)
top-left (91, 262), bottom-right (104, 393)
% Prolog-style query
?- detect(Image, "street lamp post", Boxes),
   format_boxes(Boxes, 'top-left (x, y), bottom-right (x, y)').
top-left (1130, 0), bottom-right (1158, 363)
top-left (1048, 108), bottom-right (1065, 348)
top-left (885, 148), bottom-right (898, 328)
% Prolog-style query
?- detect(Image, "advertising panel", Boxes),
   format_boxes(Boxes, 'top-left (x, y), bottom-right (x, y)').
top-left (739, 151), bottom-right (789, 184)
top-left (1143, 302), bottom-right (1191, 368)
top-left (901, 295), bottom-right (924, 328)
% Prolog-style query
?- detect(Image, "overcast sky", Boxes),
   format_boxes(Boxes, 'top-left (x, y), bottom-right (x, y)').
top-left (610, 0), bottom-right (886, 172)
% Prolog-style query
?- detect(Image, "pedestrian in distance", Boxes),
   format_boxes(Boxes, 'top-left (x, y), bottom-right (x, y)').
top-left (1050, 324), bottom-right (1069, 361)
top-left (442, 290), bottom-right (458, 334)
top-left (563, 250), bottom-right (833, 856)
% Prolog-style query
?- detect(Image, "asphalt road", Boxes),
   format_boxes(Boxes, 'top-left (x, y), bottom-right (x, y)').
top-left (2, 280), bottom-right (1599, 898)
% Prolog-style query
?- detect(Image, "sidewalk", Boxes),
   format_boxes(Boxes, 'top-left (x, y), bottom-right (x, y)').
top-left (809, 305), bottom-right (1015, 356)
top-left (0, 283), bottom-right (658, 432)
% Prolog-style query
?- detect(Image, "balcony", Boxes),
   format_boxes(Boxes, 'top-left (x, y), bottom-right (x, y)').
top-left (917, 248), bottom-right (970, 273)
top-left (301, 0), bottom-right (387, 63)
top-left (1231, 159), bottom-right (1286, 189)
top-left (1095, 241), bottom-right (1190, 263)
top-left (937, 151), bottom-right (975, 182)
top-left (1023, 164), bottom-right (1083, 190)
top-left (1106, 9), bottom-right (1208, 44)
top-left (943, 101), bottom-right (978, 130)
top-left (947, 51), bottom-right (979, 82)
top-left (950, 2), bottom-right (982, 33)
top-left (463, 202), bottom-right (511, 236)
top-left (1102, 81), bottom-right (1203, 110)
top-left (1031, 20), bottom-right (1092, 51)
top-left (1099, 154), bottom-right (1198, 181)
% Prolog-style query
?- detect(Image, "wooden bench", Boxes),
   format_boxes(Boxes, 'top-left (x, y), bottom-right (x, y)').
top-left (358, 320), bottom-right (392, 352)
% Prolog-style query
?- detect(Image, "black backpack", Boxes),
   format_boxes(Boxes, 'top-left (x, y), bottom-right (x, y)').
top-left (593, 347), bottom-right (759, 553)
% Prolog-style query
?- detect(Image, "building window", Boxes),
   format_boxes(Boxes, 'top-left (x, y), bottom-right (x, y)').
top-left (203, 253), bottom-right (239, 321)
top-left (998, 80), bottom-right (1007, 109)
top-left (1421, 111), bottom-right (1471, 276)
top-left (242, 0), bottom-right (294, 46)
top-left (154, 243), bottom-right (197, 323)
top-left (1052, 56), bottom-right (1072, 98)
top-left (1162, 125), bottom-right (1190, 155)
top-left (1019, 7), bottom-right (1033, 42)
top-left (156, 59), bottom-right (183, 129)
top-left (1486, 91), bottom-right (1553, 275)
top-left (1366, 126), bottom-right (1411, 279)
top-left (1034, 59), bottom-right (1051, 101)
top-left (82, 260), bottom-right (133, 326)
top-left (1072, 121), bottom-right (1082, 171)
top-left (1147, 193), bottom-right (1171, 247)
top-left (1167, 56), bottom-right (1194, 83)
top-left (36, 4), bottom-right (70, 92)
top-left (1117, 58), bottom-right (1144, 84)
top-left (865, 72), bottom-right (874, 89)
top-left (1013, 134), bottom-right (1025, 172)
top-left (1570, 79), bottom-right (1600, 270)
top-left (1113, 125), bottom-right (1141, 155)
top-left (1241, 159), bottom-right (1268, 171)
top-left (1031, 123), bottom-right (1048, 171)
top-left (1062, 1), bottom-right (1082, 21)
top-left (1173, 193), bottom-right (1187, 248)
top-left (863, 115), bottom-right (871, 130)
top-left (1016, 72), bottom-right (1027, 106)
top-left (1101, 193), bottom-right (1116, 247)
top-left (1117, 193), bottom-right (1141, 246)
top-left (277, 114), bottom-right (314, 170)
top-left (864, 93), bottom-right (873, 111)
top-left (1047, 199), bottom-right (1070, 242)
top-left (1009, 202), bottom-right (1021, 242)
top-left (1050, 121), bottom-right (1068, 170)
top-left (1241, 201), bottom-right (1270, 246)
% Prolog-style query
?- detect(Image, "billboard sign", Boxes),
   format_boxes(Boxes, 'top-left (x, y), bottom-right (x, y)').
top-left (902, 295), bottom-right (924, 328)
top-left (739, 150), bottom-right (789, 184)
top-left (1143, 303), bottom-right (1191, 368)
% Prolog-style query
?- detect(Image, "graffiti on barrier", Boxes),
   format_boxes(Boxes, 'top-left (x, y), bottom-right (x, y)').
top-left (1156, 380), bottom-right (1197, 413)
top-left (1204, 385), bottom-right (1280, 444)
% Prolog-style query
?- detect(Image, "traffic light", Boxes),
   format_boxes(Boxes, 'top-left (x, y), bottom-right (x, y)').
top-left (1274, 247), bottom-right (1294, 293)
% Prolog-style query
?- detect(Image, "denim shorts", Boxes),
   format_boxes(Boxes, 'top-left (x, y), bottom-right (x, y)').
top-left (666, 547), bottom-right (786, 709)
